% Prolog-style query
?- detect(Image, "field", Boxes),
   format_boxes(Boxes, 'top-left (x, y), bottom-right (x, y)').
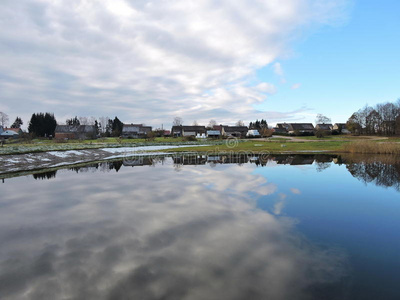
top-left (0, 137), bottom-right (219, 155)
top-left (163, 140), bottom-right (348, 154)
top-left (1, 135), bottom-right (400, 155)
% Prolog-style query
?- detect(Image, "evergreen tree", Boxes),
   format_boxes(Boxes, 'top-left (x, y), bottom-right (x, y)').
top-left (111, 116), bottom-right (123, 137)
top-left (66, 116), bottom-right (80, 126)
top-left (94, 120), bottom-right (99, 135)
top-left (28, 113), bottom-right (57, 137)
top-left (11, 116), bottom-right (23, 128)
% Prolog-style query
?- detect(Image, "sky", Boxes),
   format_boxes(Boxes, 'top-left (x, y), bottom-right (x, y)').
top-left (0, 0), bottom-right (399, 129)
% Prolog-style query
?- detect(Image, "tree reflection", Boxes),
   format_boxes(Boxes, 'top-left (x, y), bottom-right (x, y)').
top-left (342, 155), bottom-right (400, 191)
top-left (15, 154), bottom-right (400, 192)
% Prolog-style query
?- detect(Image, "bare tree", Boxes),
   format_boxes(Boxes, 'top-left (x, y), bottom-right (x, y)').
top-left (173, 117), bottom-right (183, 126)
top-left (208, 119), bottom-right (217, 128)
top-left (192, 120), bottom-right (198, 126)
top-left (236, 120), bottom-right (244, 126)
top-left (315, 114), bottom-right (331, 124)
top-left (87, 116), bottom-right (97, 125)
top-left (99, 116), bottom-right (110, 133)
top-left (78, 116), bottom-right (89, 125)
top-left (0, 112), bottom-right (9, 127)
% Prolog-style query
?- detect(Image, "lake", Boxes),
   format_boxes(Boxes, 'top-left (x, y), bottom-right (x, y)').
top-left (1, 154), bottom-right (400, 300)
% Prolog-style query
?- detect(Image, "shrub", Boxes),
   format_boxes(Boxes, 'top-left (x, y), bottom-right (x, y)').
top-left (315, 129), bottom-right (327, 138)
top-left (183, 136), bottom-right (197, 142)
top-left (343, 141), bottom-right (400, 154)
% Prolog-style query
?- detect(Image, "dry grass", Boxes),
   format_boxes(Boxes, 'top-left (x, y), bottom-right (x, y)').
top-left (343, 141), bottom-right (400, 154)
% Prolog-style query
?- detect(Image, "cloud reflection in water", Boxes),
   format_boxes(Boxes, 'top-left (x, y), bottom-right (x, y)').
top-left (0, 160), bottom-right (348, 300)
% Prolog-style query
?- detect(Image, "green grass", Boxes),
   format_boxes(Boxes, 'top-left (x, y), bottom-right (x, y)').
top-left (162, 140), bottom-right (348, 154)
top-left (0, 137), bottom-right (222, 155)
top-left (293, 135), bottom-right (381, 140)
top-left (267, 137), bottom-right (291, 141)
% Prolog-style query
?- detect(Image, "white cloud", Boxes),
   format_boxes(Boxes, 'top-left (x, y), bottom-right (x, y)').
top-left (291, 83), bottom-right (301, 89)
top-left (256, 82), bottom-right (277, 94)
top-left (0, 0), bottom-right (350, 127)
top-left (290, 188), bottom-right (301, 194)
top-left (273, 62), bottom-right (285, 77)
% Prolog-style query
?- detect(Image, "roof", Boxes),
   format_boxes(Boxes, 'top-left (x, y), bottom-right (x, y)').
top-left (1, 130), bottom-right (19, 136)
top-left (212, 125), bottom-right (223, 131)
top-left (247, 129), bottom-right (260, 135)
top-left (207, 130), bottom-right (221, 135)
top-left (223, 126), bottom-right (248, 132)
top-left (55, 125), bottom-right (96, 133)
top-left (287, 123), bottom-right (314, 131)
top-left (122, 124), bottom-right (152, 132)
top-left (316, 124), bottom-right (332, 130)
top-left (5, 128), bottom-right (22, 133)
top-left (333, 123), bottom-right (348, 129)
top-left (172, 125), bottom-right (206, 131)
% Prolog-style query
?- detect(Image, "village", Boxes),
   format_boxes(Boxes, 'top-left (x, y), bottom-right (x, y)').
top-left (0, 121), bottom-right (352, 141)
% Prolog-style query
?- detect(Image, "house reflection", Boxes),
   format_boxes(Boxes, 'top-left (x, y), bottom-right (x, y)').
top-left (20, 154), bottom-right (400, 192)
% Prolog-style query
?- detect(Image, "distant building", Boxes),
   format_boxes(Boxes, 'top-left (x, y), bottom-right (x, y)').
top-left (246, 129), bottom-right (261, 137)
top-left (273, 123), bottom-right (289, 134)
top-left (55, 125), bottom-right (97, 139)
top-left (222, 126), bottom-right (248, 138)
top-left (5, 128), bottom-right (22, 134)
top-left (315, 124), bottom-right (333, 131)
top-left (122, 124), bottom-right (152, 138)
top-left (332, 123), bottom-right (350, 134)
top-left (171, 125), bottom-right (206, 137)
top-left (0, 129), bottom-right (20, 139)
top-left (276, 123), bottom-right (314, 135)
top-left (207, 130), bottom-right (221, 138)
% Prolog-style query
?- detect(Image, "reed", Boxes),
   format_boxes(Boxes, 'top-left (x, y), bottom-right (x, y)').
top-left (343, 141), bottom-right (400, 154)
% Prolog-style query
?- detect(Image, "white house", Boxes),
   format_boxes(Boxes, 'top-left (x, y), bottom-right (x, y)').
top-left (0, 130), bottom-right (20, 138)
top-left (207, 130), bottom-right (221, 138)
top-left (122, 124), bottom-right (152, 138)
top-left (246, 129), bottom-right (261, 137)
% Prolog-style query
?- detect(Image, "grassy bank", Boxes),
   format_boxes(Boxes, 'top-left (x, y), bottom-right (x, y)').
top-left (343, 141), bottom-right (400, 155)
top-left (0, 137), bottom-right (224, 155)
top-left (2, 136), bottom-right (399, 156)
top-left (163, 140), bottom-right (348, 154)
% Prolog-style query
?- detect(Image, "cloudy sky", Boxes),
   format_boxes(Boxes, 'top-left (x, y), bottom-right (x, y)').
top-left (0, 0), bottom-right (399, 128)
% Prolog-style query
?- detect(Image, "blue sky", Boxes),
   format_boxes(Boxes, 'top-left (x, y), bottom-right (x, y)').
top-left (0, 0), bottom-right (398, 128)
top-left (256, 0), bottom-right (400, 124)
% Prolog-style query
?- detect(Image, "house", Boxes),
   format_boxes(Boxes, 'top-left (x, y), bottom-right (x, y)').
top-left (0, 126), bottom-right (4, 134)
top-left (207, 130), bottom-right (221, 138)
top-left (315, 124), bottom-right (333, 131)
top-left (0, 129), bottom-right (20, 139)
top-left (246, 129), bottom-right (261, 137)
top-left (122, 124), bottom-right (152, 138)
top-left (222, 126), bottom-right (248, 138)
top-left (276, 123), bottom-right (314, 135)
top-left (55, 125), bottom-right (97, 139)
top-left (171, 125), bottom-right (206, 137)
top-left (332, 123), bottom-right (350, 134)
top-left (273, 123), bottom-right (289, 134)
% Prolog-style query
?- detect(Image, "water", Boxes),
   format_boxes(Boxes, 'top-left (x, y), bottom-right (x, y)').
top-left (1, 154), bottom-right (400, 300)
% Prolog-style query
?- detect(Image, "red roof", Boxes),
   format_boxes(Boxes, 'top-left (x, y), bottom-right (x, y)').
top-left (5, 128), bottom-right (22, 133)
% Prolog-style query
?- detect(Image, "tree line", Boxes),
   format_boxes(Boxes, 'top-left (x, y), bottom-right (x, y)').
top-left (347, 99), bottom-right (400, 135)
top-left (0, 112), bottom-right (125, 137)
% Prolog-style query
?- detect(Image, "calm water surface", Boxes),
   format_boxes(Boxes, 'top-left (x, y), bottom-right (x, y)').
top-left (1, 155), bottom-right (400, 300)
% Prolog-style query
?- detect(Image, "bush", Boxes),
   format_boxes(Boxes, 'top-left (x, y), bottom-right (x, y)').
top-left (343, 141), bottom-right (400, 154)
top-left (183, 136), bottom-right (197, 141)
top-left (315, 129), bottom-right (327, 138)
